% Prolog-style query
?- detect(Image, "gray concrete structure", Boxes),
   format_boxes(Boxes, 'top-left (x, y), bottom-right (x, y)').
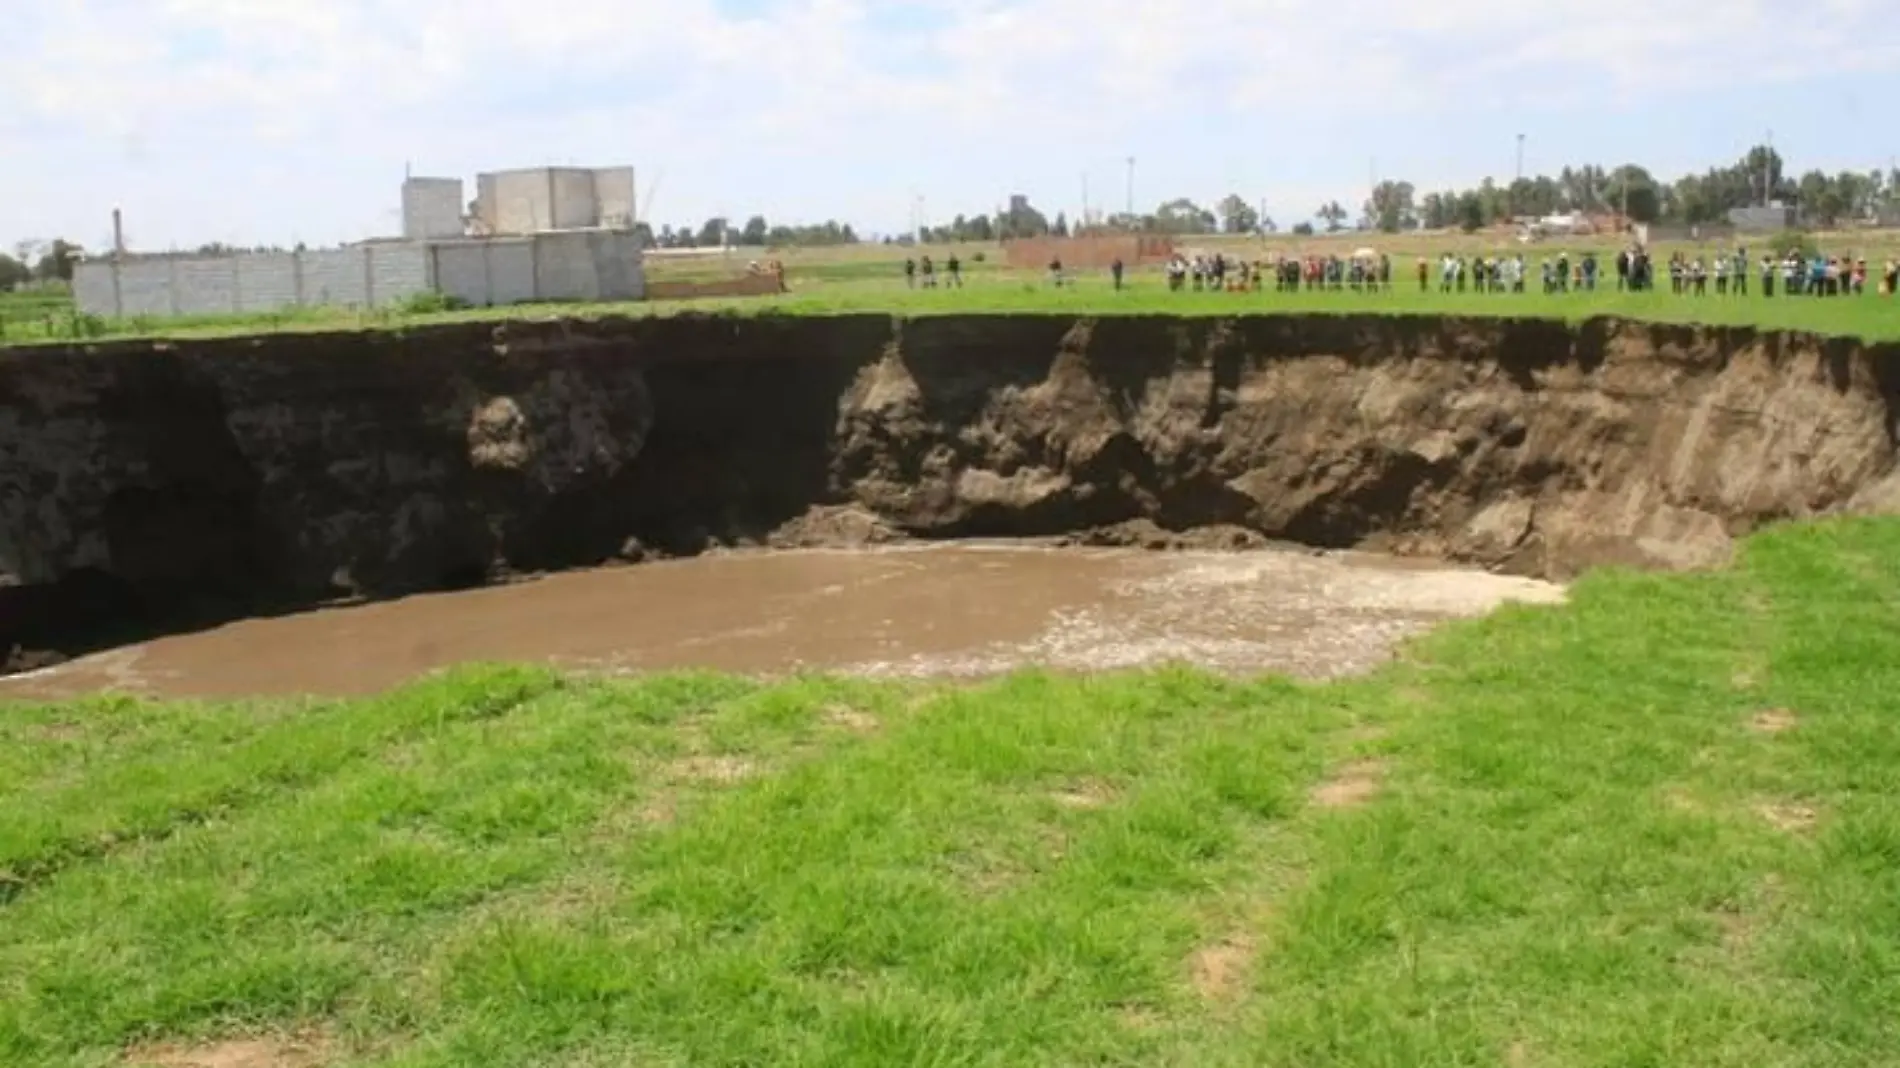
top-left (1728, 205), bottom-right (1796, 233)
top-left (473, 166), bottom-right (635, 234)
top-left (402, 177), bottom-right (466, 239)
top-left (73, 231), bottom-right (646, 318)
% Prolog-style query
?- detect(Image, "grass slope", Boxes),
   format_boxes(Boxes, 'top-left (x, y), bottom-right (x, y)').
top-left (2, 519), bottom-right (1899, 1066)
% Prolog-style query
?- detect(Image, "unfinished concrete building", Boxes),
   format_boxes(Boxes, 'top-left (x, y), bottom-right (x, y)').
top-left (472, 166), bottom-right (635, 235)
top-left (401, 176), bottom-right (467, 239)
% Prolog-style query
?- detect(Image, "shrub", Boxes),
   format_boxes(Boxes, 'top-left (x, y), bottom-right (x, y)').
top-left (396, 290), bottom-right (469, 315)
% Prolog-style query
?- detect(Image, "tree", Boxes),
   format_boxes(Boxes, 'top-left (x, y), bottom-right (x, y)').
top-left (695, 217), bottom-right (731, 248)
top-left (32, 239), bottom-right (81, 282)
top-left (628, 222), bottom-right (657, 249)
top-left (1154, 198), bottom-right (1217, 235)
top-left (1216, 194), bottom-right (1260, 234)
top-left (1603, 165), bottom-right (1662, 223)
top-left (1316, 201), bottom-right (1349, 233)
top-left (1104, 211), bottom-right (1157, 233)
top-left (1260, 216), bottom-right (1277, 234)
top-left (1457, 192), bottom-right (1485, 233)
top-left (739, 215), bottom-right (768, 246)
top-left (1363, 180), bottom-right (1417, 233)
top-left (1291, 221), bottom-right (1315, 236)
top-left (1053, 212), bottom-right (1070, 237)
top-left (996, 196), bottom-right (1052, 240)
top-left (0, 253), bottom-right (27, 290)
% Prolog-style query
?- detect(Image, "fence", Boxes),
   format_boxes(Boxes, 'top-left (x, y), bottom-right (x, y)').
top-left (645, 271), bottom-right (787, 301)
top-left (72, 231), bottom-right (647, 319)
top-left (1004, 235), bottom-right (1177, 270)
top-left (428, 231), bottom-right (645, 307)
top-left (73, 244), bottom-right (432, 319)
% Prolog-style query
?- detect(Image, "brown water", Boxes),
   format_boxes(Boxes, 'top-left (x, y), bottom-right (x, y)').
top-left (0, 544), bottom-right (1565, 701)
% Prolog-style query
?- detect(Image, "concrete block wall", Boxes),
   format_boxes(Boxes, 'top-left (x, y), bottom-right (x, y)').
top-left (593, 167), bottom-right (636, 228)
top-left (237, 256), bottom-right (300, 313)
top-left (402, 177), bottom-right (466, 239)
top-left (548, 169), bottom-right (599, 230)
top-left (473, 166), bottom-right (635, 235)
top-left (477, 170), bottom-right (553, 234)
top-left (486, 241), bottom-right (538, 304)
top-left (73, 245), bottom-right (434, 318)
top-left (428, 232), bottom-right (644, 306)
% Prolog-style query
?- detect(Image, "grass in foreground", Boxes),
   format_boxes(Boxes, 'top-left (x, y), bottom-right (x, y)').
top-left (3, 518), bottom-right (1898, 1065)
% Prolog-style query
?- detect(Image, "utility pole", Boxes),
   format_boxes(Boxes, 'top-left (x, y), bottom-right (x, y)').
top-left (1125, 156), bottom-right (1136, 221)
top-left (1082, 172), bottom-right (1090, 229)
top-left (1513, 133), bottom-right (1526, 220)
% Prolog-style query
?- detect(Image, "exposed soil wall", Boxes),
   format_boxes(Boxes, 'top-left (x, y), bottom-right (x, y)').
top-left (4, 313), bottom-right (1897, 672)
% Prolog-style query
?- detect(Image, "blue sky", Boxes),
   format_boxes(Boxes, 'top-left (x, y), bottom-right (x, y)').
top-left (4, 0), bottom-right (1898, 253)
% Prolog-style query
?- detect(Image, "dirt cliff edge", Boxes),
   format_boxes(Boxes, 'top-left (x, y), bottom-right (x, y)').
top-left (3, 313), bottom-right (1896, 671)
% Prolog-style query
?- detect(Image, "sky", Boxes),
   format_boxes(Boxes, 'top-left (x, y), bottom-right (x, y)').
top-left (5, 0), bottom-right (1899, 253)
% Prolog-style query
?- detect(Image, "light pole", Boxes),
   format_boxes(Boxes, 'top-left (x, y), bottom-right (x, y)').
top-left (1513, 133), bottom-right (1526, 219)
top-left (1125, 156), bottom-right (1136, 222)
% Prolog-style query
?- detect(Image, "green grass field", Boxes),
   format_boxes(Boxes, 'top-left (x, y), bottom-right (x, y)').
top-left (6, 232), bottom-right (1900, 346)
top-left (4, 517), bottom-right (1899, 1066)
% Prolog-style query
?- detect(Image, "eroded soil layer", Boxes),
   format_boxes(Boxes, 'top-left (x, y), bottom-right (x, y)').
top-left (3, 313), bottom-right (1896, 672)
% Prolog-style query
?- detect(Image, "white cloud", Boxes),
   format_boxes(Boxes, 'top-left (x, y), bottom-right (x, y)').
top-left (2, 0), bottom-right (1895, 248)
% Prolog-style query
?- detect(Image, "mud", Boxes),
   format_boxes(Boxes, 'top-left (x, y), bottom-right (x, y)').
top-left (0, 543), bottom-right (1563, 700)
top-left (3, 312), bottom-right (1897, 676)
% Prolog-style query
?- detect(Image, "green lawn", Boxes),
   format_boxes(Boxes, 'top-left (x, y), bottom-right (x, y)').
top-left (4, 517), bottom-right (1898, 1066)
top-left (6, 270), bottom-right (1900, 346)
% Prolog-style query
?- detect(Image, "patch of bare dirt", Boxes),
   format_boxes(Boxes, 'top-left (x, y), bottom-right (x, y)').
top-left (1311, 760), bottom-right (1387, 809)
top-left (1506, 1038), bottom-right (1535, 1067)
top-left (1750, 708), bottom-right (1799, 734)
top-left (125, 1030), bottom-right (329, 1068)
top-left (1662, 787), bottom-right (1709, 815)
top-left (1757, 800), bottom-right (1819, 834)
top-left (823, 705), bottom-right (881, 733)
top-left (1115, 1004), bottom-right (1163, 1032)
top-left (635, 794), bottom-right (678, 827)
top-left (1343, 722), bottom-right (1390, 745)
top-left (1050, 779), bottom-right (1117, 809)
top-left (1189, 934), bottom-right (1257, 1002)
top-left (667, 755), bottom-right (756, 785)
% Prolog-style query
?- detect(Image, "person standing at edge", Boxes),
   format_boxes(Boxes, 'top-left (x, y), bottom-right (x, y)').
top-left (945, 254), bottom-right (962, 287)
top-left (1110, 257), bottom-right (1124, 291)
top-left (1761, 254), bottom-right (1775, 298)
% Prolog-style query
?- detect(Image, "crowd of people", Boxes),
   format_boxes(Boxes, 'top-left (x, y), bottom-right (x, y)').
top-left (1143, 247), bottom-right (1900, 298)
top-left (898, 247), bottom-right (1900, 298)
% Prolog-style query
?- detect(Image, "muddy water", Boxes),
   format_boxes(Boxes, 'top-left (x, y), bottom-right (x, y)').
top-left (0, 544), bottom-right (1564, 701)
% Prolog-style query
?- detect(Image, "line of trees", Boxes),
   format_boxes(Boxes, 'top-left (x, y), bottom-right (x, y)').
top-left (633, 217), bottom-right (861, 250)
top-left (0, 240), bottom-right (83, 289)
top-left (1384, 147), bottom-right (1900, 234)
